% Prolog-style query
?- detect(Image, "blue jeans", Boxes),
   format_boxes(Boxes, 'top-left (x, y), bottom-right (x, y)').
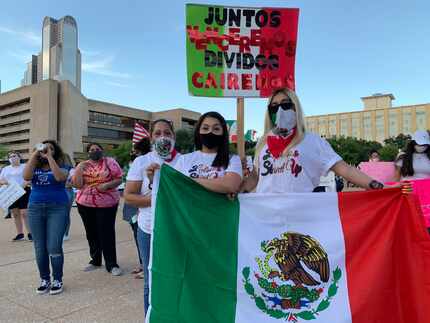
top-left (64, 189), bottom-right (75, 236)
top-left (137, 227), bottom-right (151, 315)
top-left (28, 203), bottom-right (69, 281)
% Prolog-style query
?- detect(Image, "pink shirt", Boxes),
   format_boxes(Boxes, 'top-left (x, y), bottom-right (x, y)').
top-left (76, 157), bottom-right (123, 208)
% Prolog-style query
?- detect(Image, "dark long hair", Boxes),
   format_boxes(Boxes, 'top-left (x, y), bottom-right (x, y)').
top-left (150, 119), bottom-right (175, 138)
top-left (36, 140), bottom-right (65, 168)
top-left (398, 140), bottom-right (430, 177)
top-left (194, 111), bottom-right (230, 169)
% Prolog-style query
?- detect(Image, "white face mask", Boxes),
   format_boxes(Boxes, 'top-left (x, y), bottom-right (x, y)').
top-left (415, 145), bottom-right (428, 153)
top-left (153, 137), bottom-right (175, 159)
top-left (275, 109), bottom-right (297, 132)
top-left (9, 157), bottom-right (19, 165)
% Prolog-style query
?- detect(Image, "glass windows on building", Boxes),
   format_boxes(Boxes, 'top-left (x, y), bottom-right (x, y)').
top-left (318, 117), bottom-right (328, 137)
top-left (375, 110), bottom-right (385, 142)
top-left (388, 110), bottom-right (399, 138)
top-left (88, 127), bottom-right (132, 140)
top-left (351, 114), bottom-right (360, 138)
top-left (89, 111), bottom-right (148, 129)
top-left (60, 22), bottom-right (78, 86)
top-left (328, 118), bottom-right (337, 137)
top-left (340, 115), bottom-right (349, 137)
top-left (307, 118), bottom-right (317, 133)
top-left (416, 108), bottom-right (427, 130)
top-left (363, 112), bottom-right (372, 140)
top-left (402, 109), bottom-right (412, 134)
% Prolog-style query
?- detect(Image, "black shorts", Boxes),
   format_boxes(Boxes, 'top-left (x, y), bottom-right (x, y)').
top-left (9, 187), bottom-right (30, 210)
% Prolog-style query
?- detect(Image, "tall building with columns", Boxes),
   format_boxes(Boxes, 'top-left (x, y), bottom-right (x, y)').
top-left (305, 93), bottom-right (430, 143)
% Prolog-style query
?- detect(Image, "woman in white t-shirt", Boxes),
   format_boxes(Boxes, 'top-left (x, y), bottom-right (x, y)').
top-left (0, 151), bottom-right (32, 241)
top-left (124, 119), bottom-right (180, 316)
top-left (241, 88), bottom-right (383, 193)
top-left (394, 130), bottom-right (430, 182)
top-left (173, 111), bottom-right (242, 193)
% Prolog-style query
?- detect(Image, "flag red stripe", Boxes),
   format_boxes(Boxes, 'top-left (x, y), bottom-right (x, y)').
top-left (132, 122), bottom-right (149, 143)
top-left (259, 8), bottom-right (299, 97)
top-left (338, 188), bottom-right (430, 323)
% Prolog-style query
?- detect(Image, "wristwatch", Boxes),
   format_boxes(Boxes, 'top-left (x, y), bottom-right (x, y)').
top-left (368, 180), bottom-right (384, 190)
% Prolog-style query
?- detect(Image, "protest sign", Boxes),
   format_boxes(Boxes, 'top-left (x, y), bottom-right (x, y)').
top-left (358, 162), bottom-right (396, 183)
top-left (186, 4), bottom-right (299, 97)
top-left (0, 182), bottom-right (25, 211)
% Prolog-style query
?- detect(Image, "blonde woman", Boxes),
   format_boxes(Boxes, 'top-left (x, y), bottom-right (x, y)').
top-left (241, 88), bottom-right (384, 193)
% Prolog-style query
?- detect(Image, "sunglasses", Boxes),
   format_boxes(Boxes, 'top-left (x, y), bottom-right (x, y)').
top-left (268, 102), bottom-right (295, 115)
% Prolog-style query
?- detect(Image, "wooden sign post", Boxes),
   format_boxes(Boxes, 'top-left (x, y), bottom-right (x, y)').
top-left (236, 97), bottom-right (245, 159)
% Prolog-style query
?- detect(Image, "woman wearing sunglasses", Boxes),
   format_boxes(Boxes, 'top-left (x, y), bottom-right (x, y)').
top-left (241, 87), bottom-right (384, 193)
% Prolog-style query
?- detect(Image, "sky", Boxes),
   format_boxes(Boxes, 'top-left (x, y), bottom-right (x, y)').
top-left (1, 0), bottom-right (429, 135)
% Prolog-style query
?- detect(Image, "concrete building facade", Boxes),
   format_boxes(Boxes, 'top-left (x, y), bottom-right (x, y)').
top-left (305, 93), bottom-right (430, 143)
top-left (0, 80), bottom-right (200, 161)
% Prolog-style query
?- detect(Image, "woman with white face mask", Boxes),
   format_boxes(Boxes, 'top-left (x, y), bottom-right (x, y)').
top-left (394, 130), bottom-right (430, 181)
top-left (124, 119), bottom-right (180, 315)
top-left (241, 87), bottom-right (384, 193)
top-left (0, 151), bottom-right (32, 241)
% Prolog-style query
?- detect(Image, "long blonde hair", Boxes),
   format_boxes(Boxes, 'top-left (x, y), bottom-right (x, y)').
top-left (254, 88), bottom-right (306, 169)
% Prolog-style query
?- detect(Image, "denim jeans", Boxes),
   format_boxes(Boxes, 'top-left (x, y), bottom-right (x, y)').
top-left (64, 189), bottom-right (75, 236)
top-left (28, 203), bottom-right (69, 281)
top-left (137, 227), bottom-right (151, 315)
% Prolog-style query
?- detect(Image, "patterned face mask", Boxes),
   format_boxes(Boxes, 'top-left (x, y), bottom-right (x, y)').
top-left (153, 137), bottom-right (175, 159)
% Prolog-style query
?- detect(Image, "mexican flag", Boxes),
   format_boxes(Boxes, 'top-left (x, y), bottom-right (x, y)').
top-left (147, 165), bottom-right (430, 323)
top-left (186, 4), bottom-right (299, 97)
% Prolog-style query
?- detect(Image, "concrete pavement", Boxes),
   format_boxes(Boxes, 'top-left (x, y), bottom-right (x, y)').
top-left (0, 202), bottom-right (145, 323)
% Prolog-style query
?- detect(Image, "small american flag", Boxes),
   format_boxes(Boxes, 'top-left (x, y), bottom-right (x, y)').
top-left (132, 122), bottom-right (150, 143)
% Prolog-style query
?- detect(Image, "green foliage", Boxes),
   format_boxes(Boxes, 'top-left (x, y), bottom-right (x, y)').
top-left (327, 136), bottom-right (382, 166)
top-left (0, 145), bottom-right (8, 160)
top-left (379, 144), bottom-right (399, 161)
top-left (175, 129), bottom-right (194, 154)
top-left (384, 133), bottom-right (411, 151)
top-left (105, 141), bottom-right (133, 167)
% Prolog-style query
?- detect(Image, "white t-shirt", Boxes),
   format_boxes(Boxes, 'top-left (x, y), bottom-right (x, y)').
top-left (126, 151), bottom-right (180, 233)
top-left (256, 132), bottom-right (342, 193)
top-left (395, 153), bottom-right (430, 180)
top-left (0, 164), bottom-right (26, 187)
top-left (174, 151), bottom-right (243, 179)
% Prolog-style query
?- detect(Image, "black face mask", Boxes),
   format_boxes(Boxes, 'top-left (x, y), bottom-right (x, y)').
top-left (200, 133), bottom-right (223, 149)
top-left (89, 151), bottom-right (103, 161)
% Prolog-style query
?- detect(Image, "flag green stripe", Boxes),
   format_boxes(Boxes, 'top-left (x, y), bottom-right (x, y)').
top-left (186, 4), bottom-right (224, 97)
top-left (149, 164), bottom-right (239, 323)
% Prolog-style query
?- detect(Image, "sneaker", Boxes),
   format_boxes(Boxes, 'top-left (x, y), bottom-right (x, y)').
top-left (27, 233), bottom-right (33, 241)
top-left (12, 233), bottom-right (25, 242)
top-left (36, 279), bottom-right (51, 294)
top-left (4, 213), bottom-right (11, 219)
top-left (83, 264), bottom-right (101, 272)
top-left (111, 267), bottom-right (122, 276)
top-left (50, 280), bottom-right (63, 295)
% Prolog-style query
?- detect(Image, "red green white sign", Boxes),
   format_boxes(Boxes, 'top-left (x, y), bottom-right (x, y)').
top-left (186, 4), bottom-right (299, 97)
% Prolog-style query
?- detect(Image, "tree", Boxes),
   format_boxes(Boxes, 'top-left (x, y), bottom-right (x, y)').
top-left (379, 144), bottom-right (399, 161)
top-left (326, 136), bottom-right (382, 166)
top-left (175, 129), bottom-right (194, 154)
top-left (384, 133), bottom-right (411, 151)
top-left (105, 141), bottom-right (133, 167)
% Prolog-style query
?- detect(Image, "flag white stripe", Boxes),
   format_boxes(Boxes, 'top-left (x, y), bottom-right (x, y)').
top-left (235, 193), bottom-right (352, 323)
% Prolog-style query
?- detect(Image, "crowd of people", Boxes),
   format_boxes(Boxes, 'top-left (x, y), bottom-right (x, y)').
top-left (1, 87), bottom-right (428, 309)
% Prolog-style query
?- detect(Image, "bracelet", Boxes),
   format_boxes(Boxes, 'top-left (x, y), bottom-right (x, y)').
top-left (148, 183), bottom-right (153, 190)
top-left (368, 180), bottom-right (384, 190)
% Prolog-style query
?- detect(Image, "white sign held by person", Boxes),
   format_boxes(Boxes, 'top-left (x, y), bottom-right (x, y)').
top-left (0, 182), bottom-right (25, 211)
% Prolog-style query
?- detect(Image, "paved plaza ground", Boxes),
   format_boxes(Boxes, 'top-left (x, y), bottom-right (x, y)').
top-left (0, 202), bottom-right (145, 323)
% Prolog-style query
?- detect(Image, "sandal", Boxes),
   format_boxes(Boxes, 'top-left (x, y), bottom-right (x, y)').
top-left (135, 272), bottom-right (144, 279)
top-left (132, 267), bottom-right (143, 274)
